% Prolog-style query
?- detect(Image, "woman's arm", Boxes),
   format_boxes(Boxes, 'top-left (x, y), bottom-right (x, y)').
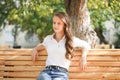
top-left (73, 37), bottom-right (91, 71)
top-left (32, 35), bottom-right (48, 62)
top-left (80, 46), bottom-right (90, 71)
top-left (32, 44), bottom-right (45, 62)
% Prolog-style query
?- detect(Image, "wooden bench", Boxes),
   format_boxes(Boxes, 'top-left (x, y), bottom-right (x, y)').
top-left (0, 49), bottom-right (120, 80)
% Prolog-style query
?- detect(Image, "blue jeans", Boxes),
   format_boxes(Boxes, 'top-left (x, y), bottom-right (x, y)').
top-left (37, 66), bottom-right (68, 80)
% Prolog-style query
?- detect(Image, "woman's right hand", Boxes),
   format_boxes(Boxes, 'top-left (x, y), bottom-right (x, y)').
top-left (32, 47), bottom-right (38, 62)
top-left (32, 45), bottom-right (45, 62)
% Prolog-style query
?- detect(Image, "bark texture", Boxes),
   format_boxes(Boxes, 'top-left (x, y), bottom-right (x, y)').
top-left (64, 0), bottom-right (98, 48)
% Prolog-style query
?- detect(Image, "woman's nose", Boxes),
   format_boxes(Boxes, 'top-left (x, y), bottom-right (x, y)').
top-left (54, 24), bottom-right (58, 27)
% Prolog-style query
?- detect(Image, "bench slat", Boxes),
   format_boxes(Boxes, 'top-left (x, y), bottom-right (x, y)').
top-left (0, 78), bottom-right (35, 80)
top-left (0, 60), bottom-right (45, 66)
top-left (0, 56), bottom-right (120, 62)
top-left (73, 56), bottom-right (120, 61)
top-left (69, 73), bottom-right (120, 79)
top-left (0, 72), bottom-right (39, 78)
top-left (0, 72), bottom-right (120, 79)
top-left (0, 78), bottom-right (112, 80)
top-left (0, 78), bottom-right (92, 80)
top-left (71, 61), bottom-right (120, 67)
top-left (1, 49), bottom-right (120, 56)
top-left (0, 66), bottom-right (44, 71)
top-left (0, 56), bottom-right (46, 61)
top-left (69, 67), bottom-right (120, 72)
top-left (74, 49), bottom-right (120, 56)
top-left (0, 60), bottom-right (120, 67)
top-left (0, 66), bottom-right (120, 72)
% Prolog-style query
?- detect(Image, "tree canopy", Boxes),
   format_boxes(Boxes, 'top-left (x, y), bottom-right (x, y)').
top-left (7, 0), bottom-right (65, 40)
top-left (0, 0), bottom-right (120, 44)
top-left (87, 0), bottom-right (120, 44)
top-left (88, 0), bottom-right (120, 29)
top-left (0, 0), bottom-right (15, 29)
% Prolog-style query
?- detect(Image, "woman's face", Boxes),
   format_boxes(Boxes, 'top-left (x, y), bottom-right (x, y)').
top-left (53, 16), bottom-right (65, 34)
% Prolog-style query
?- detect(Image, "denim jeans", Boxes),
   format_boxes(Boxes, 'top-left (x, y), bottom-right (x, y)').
top-left (37, 66), bottom-right (68, 80)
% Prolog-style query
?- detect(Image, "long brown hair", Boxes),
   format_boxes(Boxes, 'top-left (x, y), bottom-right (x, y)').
top-left (54, 12), bottom-right (73, 60)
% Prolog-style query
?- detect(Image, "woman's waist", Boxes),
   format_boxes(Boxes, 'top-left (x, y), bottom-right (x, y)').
top-left (45, 65), bottom-right (68, 72)
top-left (46, 60), bottom-right (71, 69)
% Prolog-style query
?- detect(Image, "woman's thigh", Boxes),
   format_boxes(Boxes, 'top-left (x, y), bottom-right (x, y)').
top-left (37, 72), bottom-right (51, 80)
top-left (52, 70), bottom-right (68, 80)
top-left (37, 68), bottom-right (68, 80)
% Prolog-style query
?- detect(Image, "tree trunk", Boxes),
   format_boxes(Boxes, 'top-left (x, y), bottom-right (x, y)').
top-left (13, 25), bottom-right (18, 46)
top-left (64, 0), bottom-right (97, 48)
top-left (94, 27), bottom-right (108, 44)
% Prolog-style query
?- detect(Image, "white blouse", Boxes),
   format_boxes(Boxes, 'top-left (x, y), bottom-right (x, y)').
top-left (41, 34), bottom-right (90, 69)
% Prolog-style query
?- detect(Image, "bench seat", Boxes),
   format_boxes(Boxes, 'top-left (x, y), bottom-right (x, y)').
top-left (0, 49), bottom-right (120, 80)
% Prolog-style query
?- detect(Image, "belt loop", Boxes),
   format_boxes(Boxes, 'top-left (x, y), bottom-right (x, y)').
top-left (50, 66), bottom-right (51, 70)
top-left (58, 66), bottom-right (59, 70)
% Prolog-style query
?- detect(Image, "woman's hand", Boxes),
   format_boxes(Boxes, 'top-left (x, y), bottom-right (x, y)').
top-left (31, 45), bottom-right (45, 62)
top-left (32, 47), bottom-right (38, 62)
top-left (80, 46), bottom-right (89, 71)
top-left (80, 57), bottom-right (87, 71)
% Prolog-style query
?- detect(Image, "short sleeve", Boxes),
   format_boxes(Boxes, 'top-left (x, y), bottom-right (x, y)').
top-left (73, 37), bottom-right (91, 49)
top-left (41, 36), bottom-right (49, 47)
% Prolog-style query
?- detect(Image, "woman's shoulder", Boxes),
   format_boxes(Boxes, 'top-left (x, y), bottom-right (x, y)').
top-left (72, 36), bottom-right (88, 45)
top-left (73, 36), bottom-right (91, 49)
top-left (44, 34), bottom-right (54, 40)
top-left (73, 36), bottom-right (82, 42)
top-left (44, 34), bottom-right (52, 39)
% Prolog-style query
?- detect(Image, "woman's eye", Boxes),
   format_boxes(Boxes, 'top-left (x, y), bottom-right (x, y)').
top-left (58, 23), bottom-right (60, 25)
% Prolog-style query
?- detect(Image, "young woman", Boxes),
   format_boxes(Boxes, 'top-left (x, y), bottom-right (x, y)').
top-left (32, 12), bottom-right (90, 80)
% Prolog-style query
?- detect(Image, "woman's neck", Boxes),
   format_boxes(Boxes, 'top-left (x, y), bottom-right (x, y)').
top-left (54, 33), bottom-right (64, 42)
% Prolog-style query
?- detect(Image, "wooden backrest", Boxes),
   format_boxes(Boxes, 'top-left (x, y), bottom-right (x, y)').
top-left (0, 49), bottom-right (120, 80)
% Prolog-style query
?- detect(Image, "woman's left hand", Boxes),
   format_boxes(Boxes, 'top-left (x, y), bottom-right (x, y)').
top-left (79, 57), bottom-right (87, 71)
